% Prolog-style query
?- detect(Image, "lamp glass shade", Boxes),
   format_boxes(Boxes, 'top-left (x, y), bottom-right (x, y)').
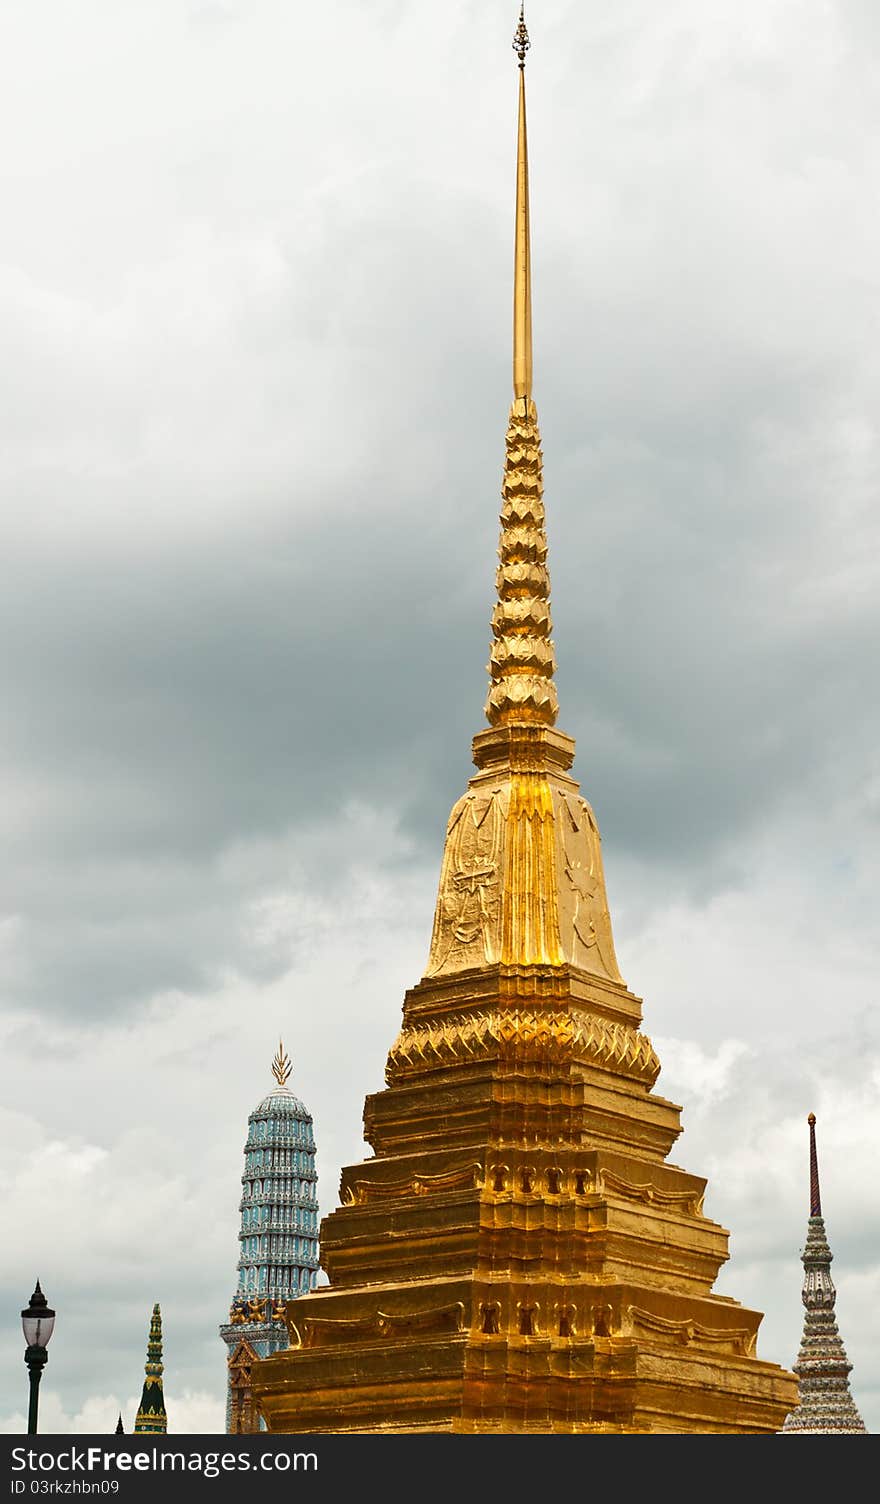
top-left (22, 1310), bottom-right (54, 1348)
top-left (22, 1293), bottom-right (55, 1349)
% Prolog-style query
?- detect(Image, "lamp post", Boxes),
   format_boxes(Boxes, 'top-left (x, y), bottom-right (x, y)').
top-left (21, 1281), bottom-right (55, 1435)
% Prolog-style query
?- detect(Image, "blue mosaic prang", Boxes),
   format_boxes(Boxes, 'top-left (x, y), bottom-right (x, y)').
top-left (219, 1047), bottom-right (320, 1431)
top-left (234, 1083), bottom-right (319, 1299)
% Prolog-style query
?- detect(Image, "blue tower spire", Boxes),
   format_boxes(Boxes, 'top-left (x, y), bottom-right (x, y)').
top-left (219, 1042), bottom-right (320, 1432)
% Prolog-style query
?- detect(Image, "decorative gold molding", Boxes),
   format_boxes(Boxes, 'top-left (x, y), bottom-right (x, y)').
top-left (343, 1163), bottom-right (484, 1206)
top-left (386, 1006), bottom-right (660, 1086)
top-left (228, 1337), bottom-right (259, 1364)
top-left (377, 1305), bottom-right (465, 1337)
top-left (596, 1169), bottom-right (705, 1218)
top-left (625, 1305), bottom-right (755, 1356)
top-left (301, 1304), bottom-right (466, 1350)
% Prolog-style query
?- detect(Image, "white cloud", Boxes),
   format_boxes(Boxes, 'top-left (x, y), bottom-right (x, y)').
top-left (0, 1388), bottom-right (224, 1436)
top-left (652, 1036), bottom-right (751, 1106)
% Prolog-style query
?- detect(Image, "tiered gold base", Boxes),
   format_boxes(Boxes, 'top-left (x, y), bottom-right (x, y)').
top-left (252, 962), bottom-right (796, 1433)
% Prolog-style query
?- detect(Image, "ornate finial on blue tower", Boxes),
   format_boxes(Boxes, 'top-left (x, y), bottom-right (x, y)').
top-left (272, 1039), bottom-right (292, 1088)
top-left (219, 1058), bottom-right (320, 1432)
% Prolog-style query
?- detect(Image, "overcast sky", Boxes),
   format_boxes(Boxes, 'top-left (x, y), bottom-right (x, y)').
top-left (1, 0), bottom-right (877, 1435)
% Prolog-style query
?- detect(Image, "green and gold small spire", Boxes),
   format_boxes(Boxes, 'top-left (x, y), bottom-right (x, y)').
top-left (133, 1303), bottom-right (167, 1434)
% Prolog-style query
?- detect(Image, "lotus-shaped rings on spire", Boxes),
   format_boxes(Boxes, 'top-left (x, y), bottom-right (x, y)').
top-left (485, 397), bottom-right (558, 728)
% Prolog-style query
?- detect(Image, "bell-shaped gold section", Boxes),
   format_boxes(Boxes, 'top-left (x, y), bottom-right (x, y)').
top-left (426, 723), bottom-right (622, 983)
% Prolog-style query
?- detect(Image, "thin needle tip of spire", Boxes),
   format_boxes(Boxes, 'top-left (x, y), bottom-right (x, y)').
top-left (513, 6), bottom-right (530, 68)
top-left (808, 1111), bottom-right (816, 1125)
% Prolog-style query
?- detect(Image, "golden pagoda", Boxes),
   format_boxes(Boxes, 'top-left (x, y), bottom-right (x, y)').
top-left (252, 9), bottom-right (797, 1434)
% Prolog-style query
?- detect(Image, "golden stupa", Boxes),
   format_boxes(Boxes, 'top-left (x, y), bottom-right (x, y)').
top-left (252, 10), bottom-right (798, 1434)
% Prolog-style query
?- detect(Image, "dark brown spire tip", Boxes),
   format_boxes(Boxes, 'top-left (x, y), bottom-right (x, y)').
top-left (808, 1112), bottom-right (821, 1217)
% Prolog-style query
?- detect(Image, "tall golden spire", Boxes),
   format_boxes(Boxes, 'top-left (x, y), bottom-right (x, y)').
top-left (513, 6), bottom-right (532, 400)
top-left (486, 8), bottom-right (557, 731)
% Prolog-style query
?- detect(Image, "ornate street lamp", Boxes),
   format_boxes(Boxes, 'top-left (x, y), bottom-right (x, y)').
top-left (21, 1281), bottom-right (55, 1434)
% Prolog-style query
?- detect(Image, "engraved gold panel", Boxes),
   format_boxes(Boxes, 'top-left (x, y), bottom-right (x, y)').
top-left (425, 787), bottom-right (506, 974)
top-left (552, 789), bottom-right (622, 982)
top-left (425, 773), bottom-right (622, 984)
